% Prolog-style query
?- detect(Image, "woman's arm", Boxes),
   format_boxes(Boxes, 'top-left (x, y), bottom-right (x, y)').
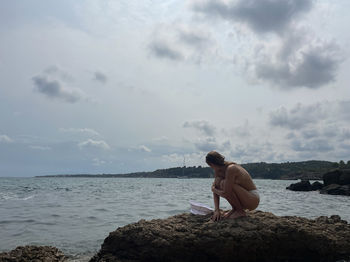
top-left (212, 182), bottom-right (221, 221)
top-left (213, 185), bottom-right (220, 211)
top-left (212, 183), bottom-right (225, 197)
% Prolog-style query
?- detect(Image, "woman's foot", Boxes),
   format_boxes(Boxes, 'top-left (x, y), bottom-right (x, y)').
top-left (226, 210), bottom-right (246, 219)
top-left (223, 209), bottom-right (235, 219)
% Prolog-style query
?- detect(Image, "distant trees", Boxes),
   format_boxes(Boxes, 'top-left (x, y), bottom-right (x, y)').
top-left (339, 160), bottom-right (346, 169)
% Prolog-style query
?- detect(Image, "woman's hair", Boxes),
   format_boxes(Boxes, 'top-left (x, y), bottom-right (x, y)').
top-left (205, 151), bottom-right (235, 166)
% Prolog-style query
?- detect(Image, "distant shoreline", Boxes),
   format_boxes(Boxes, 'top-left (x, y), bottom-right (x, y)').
top-left (35, 160), bottom-right (346, 180)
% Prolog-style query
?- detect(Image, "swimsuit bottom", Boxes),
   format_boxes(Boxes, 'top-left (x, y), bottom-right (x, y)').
top-left (249, 189), bottom-right (260, 199)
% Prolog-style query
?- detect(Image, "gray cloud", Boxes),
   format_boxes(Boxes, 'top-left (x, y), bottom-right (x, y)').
top-left (301, 129), bottom-right (320, 139)
top-left (44, 65), bottom-right (74, 82)
top-left (291, 138), bottom-right (333, 152)
top-left (93, 71), bottom-right (107, 84)
top-left (191, 0), bottom-right (313, 34)
top-left (269, 103), bottom-right (328, 130)
top-left (270, 100), bottom-right (350, 159)
top-left (32, 75), bottom-right (82, 103)
top-left (270, 100), bottom-right (350, 131)
top-left (191, 0), bottom-right (343, 89)
top-left (183, 120), bottom-right (216, 136)
top-left (149, 24), bottom-right (216, 62)
top-left (177, 28), bottom-right (212, 49)
top-left (255, 42), bottom-right (343, 89)
top-left (149, 41), bottom-right (184, 61)
top-left (194, 137), bottom-right (218, 152)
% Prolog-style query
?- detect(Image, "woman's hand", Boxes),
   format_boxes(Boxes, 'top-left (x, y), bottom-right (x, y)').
top-left (211, 210), bottom-right (221, 222)
top-left (212, 184), bottom-right (225, 197)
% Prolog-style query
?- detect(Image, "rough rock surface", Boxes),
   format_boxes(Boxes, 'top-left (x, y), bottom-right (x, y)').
top-left (286, 180), bottom-right (312, 191)
top-left (90, 211), bottom-right (350, 262)
top-left (320, 184), bottom-right (350, 196)
top-left (323, 169), bottom-right (350, 186)
top-left (0, 245), bottom-right (66, 262)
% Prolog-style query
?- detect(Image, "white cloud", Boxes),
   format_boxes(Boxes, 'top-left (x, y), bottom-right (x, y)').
top-left (92, 158), bottom-right (106, 166)
top-left (139, 145), bottom-right (152, 153)
top-left (59, 128), bottom-right (101, 137)
top-left (0, 135), bottom-right (13, 143)
top-left (78, 139), bottom-right (110, 150)
top-left (29, 145), bottom-right (51, 150)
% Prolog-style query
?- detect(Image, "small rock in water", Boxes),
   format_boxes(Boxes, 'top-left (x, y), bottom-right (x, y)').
top-left (0, 246), bottom-right (66, 262)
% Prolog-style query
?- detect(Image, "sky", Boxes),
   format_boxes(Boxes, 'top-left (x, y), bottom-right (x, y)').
top-left (1, 0), bottom-right (350, 177)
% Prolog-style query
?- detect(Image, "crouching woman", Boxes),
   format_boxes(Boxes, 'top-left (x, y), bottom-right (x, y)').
top-left (206, 151), bottom-right (260, 221)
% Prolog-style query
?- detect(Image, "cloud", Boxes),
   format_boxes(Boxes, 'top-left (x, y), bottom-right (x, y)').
top-left (291, 138), bottom-right (333, 152)
top-left (183, 120), bottom-right (216, 136)
top-left (191, 0), bottom-right (313, 34)
top-left (194, 137), bottom-right (218, 152)
top-left (149, 41), bottom-right (184, 61)
top-left (191, 0), bottom-right (344, 89)
top-left (269, 102), bottom-right (328, 130)
top-left (92, 158), bottom-right (106, 166)
top-left (32, 66), bottom-right (90, 103)
top-left (268, 100), bottom-right (350, 159)
top-left (78, 139), bottom-right (110, 150)
top-left (149, 23), bottom-right (216, 63)
top-left (29, 145), bottom-right (51, 150)
top-left (44, 65), bottom-right (74, 82)
top-left (59, 128), bottom-right (101, 137)
top-left (139, 145), bottom-right (152, 153)
top-left (0, 135), bottom-right (13, 143)
top-left (32, 75), bottom-right (82, 103)
top-left (255, 40), bottom-right (343, 89)
top-left (93, 71), bottom-right (107, 84)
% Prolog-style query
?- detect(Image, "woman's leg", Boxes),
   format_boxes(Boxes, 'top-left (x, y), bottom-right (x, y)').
top-left (224, 184), bottom-right (259, 218)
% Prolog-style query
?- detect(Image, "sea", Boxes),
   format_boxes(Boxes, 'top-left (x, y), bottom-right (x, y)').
top-left (0, 177), bottom-right (349, 261)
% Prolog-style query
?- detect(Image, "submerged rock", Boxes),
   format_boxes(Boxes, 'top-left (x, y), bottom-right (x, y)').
top-left (90, 211), bottom-right (350, 262)
top-left (310, 181), bottom-right (323, 190)
top-left (0, 245), bottom-right (66, 262)
top-left (286, 180), bottom-right (312, 191)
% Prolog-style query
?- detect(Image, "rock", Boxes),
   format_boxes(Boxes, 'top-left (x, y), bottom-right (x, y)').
top-left (286, 180), bottom-right (312, 191)
top-left (310, 181), bottom-right (324, 190)
top-left (320, 184), bottom-right (350, 196)
top-left (322, 169), bottom-right (350, 186)
top-left (0, 246), bottom-right (67, 262)
top-left (90, 211), bottom-right (350, 262)
top-left (339, 170), bottom-right (350, 185)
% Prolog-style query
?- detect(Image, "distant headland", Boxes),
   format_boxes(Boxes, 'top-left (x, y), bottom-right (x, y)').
top-left (36, 160), bottom-right (349, 180)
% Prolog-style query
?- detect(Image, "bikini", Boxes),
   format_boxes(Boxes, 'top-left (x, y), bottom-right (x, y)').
top-left (249, 189), bottom-right (260, 199)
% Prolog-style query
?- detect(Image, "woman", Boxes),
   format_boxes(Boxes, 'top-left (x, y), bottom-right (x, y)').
top-left (206, 151), bottom-right (260, 221)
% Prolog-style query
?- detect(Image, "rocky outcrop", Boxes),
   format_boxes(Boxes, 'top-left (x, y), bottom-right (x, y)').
top-left (323, 169), bottom-right (350, 186)
top-left (0, 246), bottom-right (66, 262)
top-left (320, 184), bottom-right (350, 196)
top-left (287, 169), bottom-right (350, 196)
top-left (286, 180), bottom-right (312, 191)
top-left (321, 169), bottom-right (350, 196)
top-left (90, 211), bottom-right (350, 262)
top-left (286, 180), bottom-right (323, 191)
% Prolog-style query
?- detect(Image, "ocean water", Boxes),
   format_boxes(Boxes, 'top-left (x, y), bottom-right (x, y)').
top-left (0, 177), bottom-right (349, 261)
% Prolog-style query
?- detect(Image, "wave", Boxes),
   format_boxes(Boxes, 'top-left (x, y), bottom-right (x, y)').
top-left (0, 193), bottom-right (35, 201)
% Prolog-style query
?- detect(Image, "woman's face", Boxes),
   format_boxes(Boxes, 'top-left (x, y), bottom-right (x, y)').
top-left (208, 163), bottom-right (221, 172)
